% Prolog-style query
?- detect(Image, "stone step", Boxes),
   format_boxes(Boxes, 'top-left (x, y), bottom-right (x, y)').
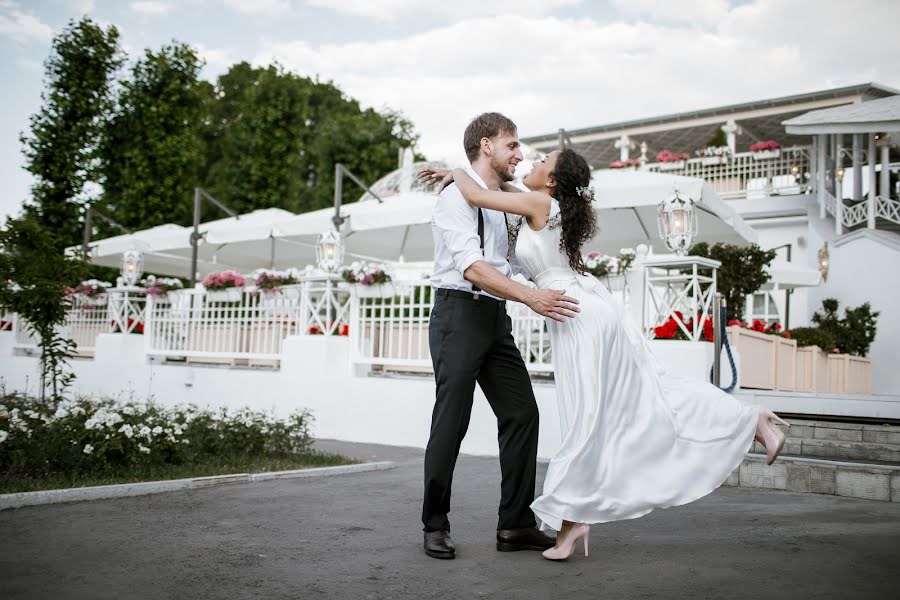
top-left (752, 418), bottom-right (900, 464)
top-left (725, 454), bottom-right (900, 503)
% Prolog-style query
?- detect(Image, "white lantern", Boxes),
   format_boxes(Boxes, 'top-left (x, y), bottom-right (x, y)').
top-left (316, 229), bottom-right (344, 272)
top-left (121, 249), bottom-right (144, 286)
top-left (657, 186), bottom-right (698, 256)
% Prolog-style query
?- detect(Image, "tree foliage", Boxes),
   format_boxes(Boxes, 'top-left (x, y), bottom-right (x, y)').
top-left (201, 63), bottom-right (419, 217)
top-left (811, 298), bottom-right (879, 357)
top-left (0, 217), bottom-right (90, 400)
top-left (19, 17), bottom-right (123, 252)
top-left (691, 242), bottom-right (777, 322)
top-left (97, 43), bottom-right (213, 232)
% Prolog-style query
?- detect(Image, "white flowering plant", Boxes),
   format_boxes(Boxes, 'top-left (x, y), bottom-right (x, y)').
top-left (142, 275), bottom-right (184, 296)
top-left (0, 393), bottom-right (315, 485)
top-left (583, 248), bottom-right (636, 278)
top-left (341, 261), bottom-right (392, 286)
top-left (66, 279), bottom-right (112, 298)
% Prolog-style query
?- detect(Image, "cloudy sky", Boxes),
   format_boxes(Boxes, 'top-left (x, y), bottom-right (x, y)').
top-left (2, 0), bottom-right (899, 222)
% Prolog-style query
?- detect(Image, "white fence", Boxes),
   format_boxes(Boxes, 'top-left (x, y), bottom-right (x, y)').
top-left (145, 276), bottom-right (351, 366)
top-left (10, 252), bottom-right (723, 375)
top-left (645, 146), bottom-right (811, 200)
top-left (12, 289), bottom-right (146, 356)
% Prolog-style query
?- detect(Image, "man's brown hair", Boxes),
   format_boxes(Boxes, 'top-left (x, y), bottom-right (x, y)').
top-left (463, 112), bottom-right (517, 163)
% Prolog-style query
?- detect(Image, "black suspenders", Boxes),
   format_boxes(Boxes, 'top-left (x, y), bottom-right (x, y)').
top-left (472, 208), bottom-right (485, 293)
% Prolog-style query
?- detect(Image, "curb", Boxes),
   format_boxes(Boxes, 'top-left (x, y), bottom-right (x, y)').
top-left (0, 461), bottom-right (395, 511)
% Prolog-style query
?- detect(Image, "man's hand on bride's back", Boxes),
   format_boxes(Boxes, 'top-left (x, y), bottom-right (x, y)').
top-left (417, 167), bottom-right (454, 193)
top-left (525, 288), bottom-right (580, 322)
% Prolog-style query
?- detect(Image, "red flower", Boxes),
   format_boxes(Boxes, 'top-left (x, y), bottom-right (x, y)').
top-left (701, 317), bottom-right (714, 342)
top-left (783, 331), bottom-right (791, 339)
top-left (727, 319), bottom-right (743, 327)
top-left (308, 325), bottom-right (323, 335)
top-left (339, 324), bottom-right (349, 336)
top-left (751, 320), bottom-right (766, 332)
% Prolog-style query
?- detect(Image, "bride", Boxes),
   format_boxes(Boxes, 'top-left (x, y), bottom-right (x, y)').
top-left (421, 149), bottom-right (789, 561)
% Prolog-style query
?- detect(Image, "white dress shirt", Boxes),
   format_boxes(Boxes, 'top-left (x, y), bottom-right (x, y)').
top-left (430, 167), bottom-right (523, 298)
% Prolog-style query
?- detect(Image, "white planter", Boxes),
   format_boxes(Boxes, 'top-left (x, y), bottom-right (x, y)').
top-left (701, 155), bottom-right (728, 166)
top-left (826, 354), bottom-right (873, 394)
top-left (751, 149), bottom-right (781, 159)
top-left (206, 288), bottom-right (243, 302)
top-left (726, 326), bottom-right (776, 390)
top-left (603, 274), bottom-right (626, 292)
top-left (656, 160), bottom-right (685, 171)
top-left (355, 283), bottom-right (396, 298)
top-left (795, 346), bottom-right (829, 393)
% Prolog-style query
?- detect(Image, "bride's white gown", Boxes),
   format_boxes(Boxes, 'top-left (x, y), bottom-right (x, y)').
top-left (519, 200), bottom-right (758, 532)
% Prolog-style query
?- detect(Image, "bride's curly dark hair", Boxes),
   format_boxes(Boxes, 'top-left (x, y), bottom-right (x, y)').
top-left (551, 148), bottom-right (597, 273)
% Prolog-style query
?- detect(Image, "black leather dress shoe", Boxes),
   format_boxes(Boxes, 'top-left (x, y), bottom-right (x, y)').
top-left (496, 527), bottom-right (556, 552)
top-left (424, 530), bottom-right (456, 559)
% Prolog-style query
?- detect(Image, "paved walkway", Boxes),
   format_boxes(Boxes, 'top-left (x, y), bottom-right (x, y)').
top-left (1, 440), bottom-right (899, 600)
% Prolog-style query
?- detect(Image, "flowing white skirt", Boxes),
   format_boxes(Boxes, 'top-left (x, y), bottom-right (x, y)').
top-left (529, 274), bottom-right (758, 532)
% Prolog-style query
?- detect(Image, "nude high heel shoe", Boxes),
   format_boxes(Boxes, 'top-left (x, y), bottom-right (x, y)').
top-left (542, 523), bottom-right (590, 561)
top-left (757, 407), bottom-right (790, 465)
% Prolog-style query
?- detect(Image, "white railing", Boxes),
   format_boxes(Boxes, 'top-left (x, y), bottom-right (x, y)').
top-left (642, 255), bottom-right (719, 342)
top-left (10, 290), bottom-right (148, 356)
top-left (145, 276), bottom-right (351, 366)
top-left (875, 196), bottom-right (900, 225)
top-left (644, 146), bottom-right (811, 200)
top-left (841, 200), bottom-right (869, 228)
top-left (347, 281), bottom-right (557, 374)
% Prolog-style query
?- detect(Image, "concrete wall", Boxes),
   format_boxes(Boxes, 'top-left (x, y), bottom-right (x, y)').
top-left (805, 229), bottom-right (900, 396)
top-left (0, 331), bottom-right (723, 460)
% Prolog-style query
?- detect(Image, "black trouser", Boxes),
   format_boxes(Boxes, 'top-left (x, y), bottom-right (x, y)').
top-left (422, 289), bottom-right (540, 533)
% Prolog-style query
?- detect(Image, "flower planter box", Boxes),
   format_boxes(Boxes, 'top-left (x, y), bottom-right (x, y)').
top-left (726, 326), bottom-right (776, 390)
top-left (701, 155), bottom-right (728, 166)
top-left (355, 283), bottom-right (397, 299)
top-left (656, 160), bottom-right (685, 171)
top-left (826, 354), bottom-right (873, 394)
top-left (774, 335), bottom-right (797, 391)
top-left (751, 149), bottom-right (781, 160)
top-left (795, 346), bottom-right (829, 393)
top-left (206, 288), bottom-right (243, 302)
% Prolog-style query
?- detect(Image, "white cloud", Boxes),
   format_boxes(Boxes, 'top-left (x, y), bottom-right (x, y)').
top-left (130, 1), bottom-right (173, 16)
top-left (195, 43), bottom-right (237, 76)
top-left (223, 0), bottom-right (291, 16)
top-left (611, 0), bottom-right (729, 26)
top-left (255, 1), bottom-right (900, 166)
top-left (0, 0), bottom-right (53, 45)
top-left (76, 0), bottom-right (96, 13)
top-left (306, 0), bottom-right (582, 20)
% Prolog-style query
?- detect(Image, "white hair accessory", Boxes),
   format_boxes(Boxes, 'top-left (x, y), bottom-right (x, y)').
top-left (575, 185), bottom-right (595, 202)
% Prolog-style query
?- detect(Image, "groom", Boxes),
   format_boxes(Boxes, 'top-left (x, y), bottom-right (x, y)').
top-left (422, 112), bottom-right (579, 559)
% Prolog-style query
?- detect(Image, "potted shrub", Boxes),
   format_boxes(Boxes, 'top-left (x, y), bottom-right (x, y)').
top-left (201, 271), bottom-right (245, 302)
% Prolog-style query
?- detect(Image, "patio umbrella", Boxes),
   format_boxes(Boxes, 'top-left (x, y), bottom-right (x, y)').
top-left (586, 169), bottom-right (758, 255)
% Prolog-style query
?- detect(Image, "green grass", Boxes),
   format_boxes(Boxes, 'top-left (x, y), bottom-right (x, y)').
top-left (0, 452), bottom-right (357, 494)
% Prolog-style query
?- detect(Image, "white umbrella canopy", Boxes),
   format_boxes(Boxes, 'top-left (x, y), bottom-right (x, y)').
top-left (75, 223), bottom-right (216, 279)
top-left (271, 192), bottom-right (436, 263)
top-left (147, 208), bottom-right (300, 275)
top-left (586, 170), bottom-right (758, 255)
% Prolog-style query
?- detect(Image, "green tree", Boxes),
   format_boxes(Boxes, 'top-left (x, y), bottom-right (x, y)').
top-left (98, 43), bottom-right (213, 231)
top-left (19, 17), bottom-right (123, 252)
top-left (0, 217), bottom-right (90, 400)
top-left (202, 64), bottom-right (420, 215)
top-left (691, 242), bottom-right (777, 322)
top-left (812, 298), bottom-right (879, 357)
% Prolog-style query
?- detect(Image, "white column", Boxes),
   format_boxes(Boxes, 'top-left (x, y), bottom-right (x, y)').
top-left (868, 133), bottom-right (877, 228)
top-left (629, 244), bottom-right (650, 331)
top-left (880, 135), bottom-right (892, 199)
top-left (852, 133), bottom-right (863, 200)
top-left (817, 134), bottom-right (827, 218)
top-left (615, 135), bottom-right (632, 161)
top-left (722, 119), bottom-right (739, 155)
top-left (835, 177), bottom-right (843, 235)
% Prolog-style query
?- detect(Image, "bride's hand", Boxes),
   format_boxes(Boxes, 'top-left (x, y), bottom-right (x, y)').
top-left (417, 166), bottom-right (453, 192)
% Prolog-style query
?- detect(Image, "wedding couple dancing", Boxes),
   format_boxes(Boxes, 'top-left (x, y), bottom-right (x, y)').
top-left (419, 113), bottom-right (789, 562)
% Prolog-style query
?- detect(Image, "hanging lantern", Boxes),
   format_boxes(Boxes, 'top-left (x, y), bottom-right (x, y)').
top-left (316, 229), bottom-right (344, 272)
top-left (657, 186), bottom-right (698, 256)
top-left (121, 249), bottom-right (144, 286)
